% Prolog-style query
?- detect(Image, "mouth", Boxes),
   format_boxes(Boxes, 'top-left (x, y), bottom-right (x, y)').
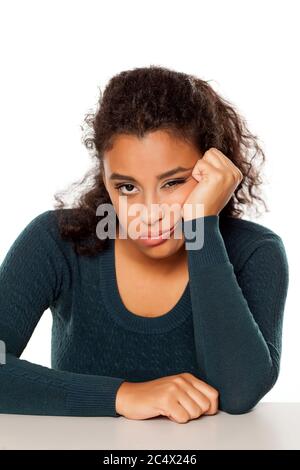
top-left (139, 225), bottom-right (176, 240)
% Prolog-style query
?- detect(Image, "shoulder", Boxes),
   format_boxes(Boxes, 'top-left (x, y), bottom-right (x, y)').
top-left (218, 215), bottom-right (288, 272)
top-left (1, 209), bottom-right (71, 277)
top-left (25, 208), bottom-right (73, 241)
top-left (219, 215), bottom-right (284, 242)
top-left (26, 208), bottom-right (69, 230)
top-left (12, 209), bottom-right (76, 262)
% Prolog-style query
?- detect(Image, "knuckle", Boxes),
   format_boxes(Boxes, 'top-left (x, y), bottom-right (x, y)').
top-left (205, 408), bottom-right (218, 416)
top-left (202, 398), bottom-right (211, 413)
top-left (160, 394), bottom-right (173, 410)
top-left (214, 170), bottom-right (224, 182)
top-left (211, 388), bottom-right (219, 399)
top-left (173, 376), bottom-right (186, 386)
top-left (191, 410), bottom-right (201, 420)
top-left (233, 167), bottom-right (243, 180)
top-left (178, 417), bottom-right (189, 424)
top-left (228, 172), bottom-right (237, 183)
top-left (181, 372), bottom-right (194, 379)
top-left (167, 382), bottom-right (180, 394)
top-left (170, 411), bottom-right (190, 424)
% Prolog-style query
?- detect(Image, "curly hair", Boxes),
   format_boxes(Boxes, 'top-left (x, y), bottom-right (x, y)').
top-left (53, 65), bottom-right (268, 256)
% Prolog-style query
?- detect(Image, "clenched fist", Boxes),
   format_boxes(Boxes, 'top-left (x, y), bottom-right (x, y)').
top-left (115, 372), bottom-right (219, 424)
top-left (182, 147), bottom-right (243, 221)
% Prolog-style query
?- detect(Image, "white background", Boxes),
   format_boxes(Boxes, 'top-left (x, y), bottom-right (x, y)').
top-left (0, 0), bottom-right (299, 402)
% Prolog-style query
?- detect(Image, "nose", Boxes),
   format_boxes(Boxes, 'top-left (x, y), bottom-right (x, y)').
top-left (140, 201), bottom-right (163, 228)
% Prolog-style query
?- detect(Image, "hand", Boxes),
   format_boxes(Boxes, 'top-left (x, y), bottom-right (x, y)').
top-left (115, 372), bottom-right (219, 424)
top-left (182, 147), bottom-right (243, 221)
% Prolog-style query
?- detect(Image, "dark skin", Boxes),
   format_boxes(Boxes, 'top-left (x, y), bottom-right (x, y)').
top-left (102, 130), bottom-right (201, 274)
top-left (101, 129), bottom-right (243, 423)
top-left (102, 129), bottom-right (201, 318)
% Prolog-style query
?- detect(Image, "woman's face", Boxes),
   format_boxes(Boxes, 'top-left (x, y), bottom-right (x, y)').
top-left (102, 129), bottom-right (202, 259)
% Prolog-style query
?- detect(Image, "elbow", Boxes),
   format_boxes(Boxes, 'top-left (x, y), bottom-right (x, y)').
top-left (219, 399), bottom-right (256, 415)
top-left (218, 384), bottom-right (273, 415)
top-left (218, 367), bottom-right (279, 415)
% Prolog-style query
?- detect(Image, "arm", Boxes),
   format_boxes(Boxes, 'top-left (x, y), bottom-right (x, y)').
top-left (182, 215), bottom-right (289, 414)
top-left (0, 211), bottom-right (126, 416)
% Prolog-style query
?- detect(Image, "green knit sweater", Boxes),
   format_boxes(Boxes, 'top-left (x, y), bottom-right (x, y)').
top-left (0, 210), bottom-right (289, 416)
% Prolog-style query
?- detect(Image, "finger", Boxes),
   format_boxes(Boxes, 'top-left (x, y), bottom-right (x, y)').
top-left (180, 382), bottom-right (212, 416)
top-left (183, 374), bottom-right (218, 396)
top-left (203, 148), bottom-right (227, 171)
top-left (210, 148), bottom-right (243, 178)
top-left (174, 388), bottom-right (205, 421)
top-left (183, 376), bottom-right (219, 415)
top-left (191, 157), bottom-right (215, 181)
top-left (167, 396), bottom-right (193, 423)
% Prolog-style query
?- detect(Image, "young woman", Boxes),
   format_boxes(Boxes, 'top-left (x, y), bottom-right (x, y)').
top-left (0, 66), bottom-right (289, 424)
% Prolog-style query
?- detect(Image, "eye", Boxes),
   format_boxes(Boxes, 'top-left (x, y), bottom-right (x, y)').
top-left (163, 178), bottom-right (187, 189)
top-left (114, 183), bottom-right (138, 195)
top-left (114, 178), bottom-right (188, 196)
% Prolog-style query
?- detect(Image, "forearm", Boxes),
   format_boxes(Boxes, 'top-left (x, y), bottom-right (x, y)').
top-left (183, 215), bottom-right (285, 414)
top-left (0, 347), bottom-right (125, 417)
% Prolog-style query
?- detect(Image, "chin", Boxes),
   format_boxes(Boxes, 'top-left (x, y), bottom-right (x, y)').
top-left (138, 238), bottom-right (185, 259)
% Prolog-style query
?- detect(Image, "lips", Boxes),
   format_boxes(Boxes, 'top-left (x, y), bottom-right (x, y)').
top-left (139, 225), bottom-right (175, 239)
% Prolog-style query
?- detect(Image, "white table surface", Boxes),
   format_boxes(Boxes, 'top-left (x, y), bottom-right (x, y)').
top-left (0, 403), bottom-right (299, 450)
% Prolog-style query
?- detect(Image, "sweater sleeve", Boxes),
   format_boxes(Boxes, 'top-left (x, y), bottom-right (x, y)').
top-left (0, 211), bottom-right (126, 417)
top-left (182, 215), bottom-right (289, 414)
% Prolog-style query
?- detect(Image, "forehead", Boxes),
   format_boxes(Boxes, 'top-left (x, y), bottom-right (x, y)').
top-left (103, 130), bottom-right (200, 177)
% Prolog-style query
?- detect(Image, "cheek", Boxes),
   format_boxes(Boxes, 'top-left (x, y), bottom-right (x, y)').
top-left (105, 191), bottom-right (127, 232)
top-left (113, 197), bottom-right (143, 236)
top-left (111, 183), bottom-right (196, 235)
top-left (164, 182), bottom-right (195, 208)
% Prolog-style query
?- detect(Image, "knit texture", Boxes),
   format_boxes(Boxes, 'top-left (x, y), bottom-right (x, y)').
top-left (0, 210), bottom-right (289, 416)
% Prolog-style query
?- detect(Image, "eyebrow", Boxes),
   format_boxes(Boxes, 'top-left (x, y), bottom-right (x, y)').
top-left (109, 166), bottom-right (193, 183)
